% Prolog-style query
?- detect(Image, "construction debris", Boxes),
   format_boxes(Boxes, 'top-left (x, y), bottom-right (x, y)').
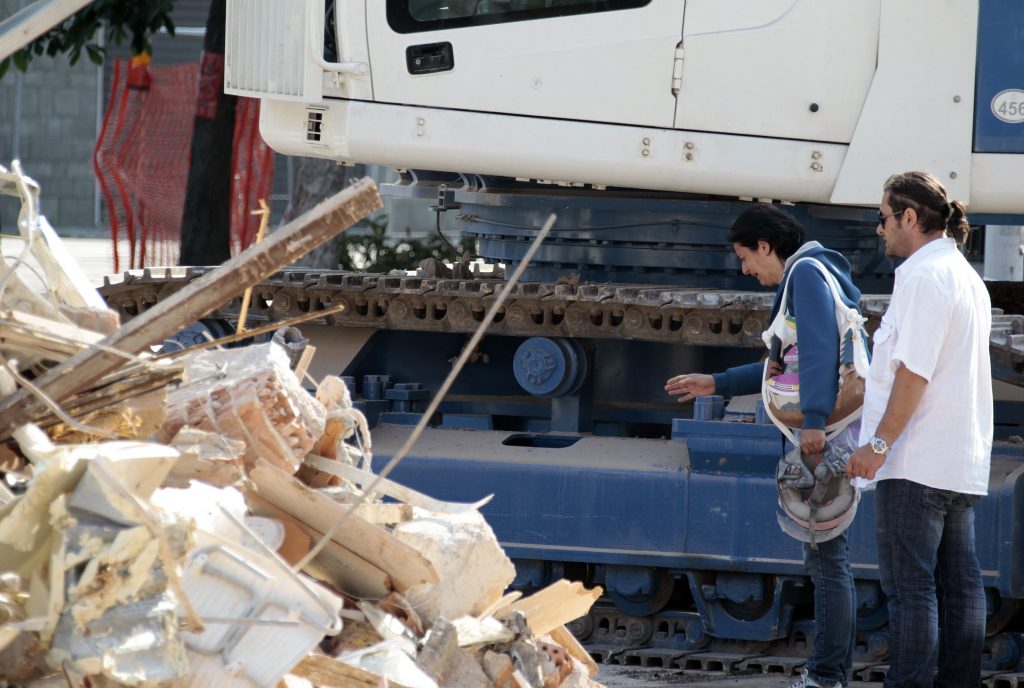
top-left (159, 343), bottom-right (326, 473)
top-left (0, 165), bottom-right (607, 687)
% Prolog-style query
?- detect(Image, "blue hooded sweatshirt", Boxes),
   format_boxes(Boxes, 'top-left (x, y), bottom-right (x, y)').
top-left (711, 241), bottom-right (862, 430)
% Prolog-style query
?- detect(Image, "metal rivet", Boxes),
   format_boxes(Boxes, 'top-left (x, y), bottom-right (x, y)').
top-left (811, 151), bottom-right (822, 160)
top-left (416, 128), bottom-right (424, 137)
top-left (685, 152), bottom-right (694, 161)
top-left (953, 95), bottom-right (962, 103)
top-left (810, 162), bottom-right (823, 172)
top-left (684, 141), bottom-right (695, 150)
top-left (641, 149), bottom-right (650, 157)
top-left (416, 117), bottom-right (425, 125)
top-left (949, 171), bottom-right (958, 179)
top-left (642, 137), bottom-right (651, 146)
top-left (809, 103), bottom-right (820, 113)
top-left (531, 78), bottom-right (542, 89)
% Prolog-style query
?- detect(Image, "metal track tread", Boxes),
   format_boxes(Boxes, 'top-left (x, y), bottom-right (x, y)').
top-left (736, 655), bottom-right (807, 676)
top-left (987, 672), bottom-right (1024, 687)
top-left (673, 652), bottom-right (759, 673)
top-left (610, 648), bottom-right (702, 668)
top-left (853, 664), bottom-right (888, 683)
top-left (98, 269), bottom-right (1024, 386)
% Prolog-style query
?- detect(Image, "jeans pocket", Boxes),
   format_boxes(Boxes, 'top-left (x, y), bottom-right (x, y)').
top-left (921, 486), bottom-right (955, 511)
top-left (952, 493), bottom-right (981, 508)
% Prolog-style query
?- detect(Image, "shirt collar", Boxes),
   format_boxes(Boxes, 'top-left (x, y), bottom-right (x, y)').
top-left (896, 236), bottom-right (956, 275)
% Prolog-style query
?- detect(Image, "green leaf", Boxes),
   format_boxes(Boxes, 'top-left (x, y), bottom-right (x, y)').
top-left (13, 50), bottom-right (29, 72)
top-left (0, 58), bottom-right (10, 80)
top-left (68, 48), bottom-right (80, 66)
top-left (86, 44), bottom-right (104, 66)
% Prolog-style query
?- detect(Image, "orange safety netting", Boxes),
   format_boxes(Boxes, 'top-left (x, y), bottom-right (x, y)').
top-left (94, 58), bottom-right (274, 271)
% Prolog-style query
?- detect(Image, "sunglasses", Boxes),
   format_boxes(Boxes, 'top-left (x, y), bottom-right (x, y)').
top-left (877, 209), bottom-right (904, 225)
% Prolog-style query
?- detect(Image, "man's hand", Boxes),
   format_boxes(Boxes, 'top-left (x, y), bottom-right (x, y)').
top-left (846, 444), bottom-right (886, 480)
top-left (665, 373), bottom-right (715, 403)
top-left (800, 428), bottom-right (826, 456)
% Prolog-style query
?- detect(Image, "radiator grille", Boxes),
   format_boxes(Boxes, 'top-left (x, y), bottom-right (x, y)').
top-left (225, 0), bottom-right (323, 102)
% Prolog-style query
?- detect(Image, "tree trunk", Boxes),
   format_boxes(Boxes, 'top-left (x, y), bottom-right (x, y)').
top-left (288, 158), bottom-right (364, 268)
top-left (178, 0), bottom-right (235, 266)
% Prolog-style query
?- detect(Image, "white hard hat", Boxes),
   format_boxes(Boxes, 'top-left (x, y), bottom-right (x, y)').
top-left (776, 441), bottom-right (859, 547)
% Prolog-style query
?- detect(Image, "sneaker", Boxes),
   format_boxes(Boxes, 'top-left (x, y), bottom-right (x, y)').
top-left (789, 668), bottom-right (844, 688)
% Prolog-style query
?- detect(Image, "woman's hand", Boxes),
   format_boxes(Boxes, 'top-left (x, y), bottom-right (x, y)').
top-left (665, 374), bottom-right (716, 403)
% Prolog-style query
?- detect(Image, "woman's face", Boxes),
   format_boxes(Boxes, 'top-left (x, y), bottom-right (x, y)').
top-left (733, 240), bottom-right (785, 286)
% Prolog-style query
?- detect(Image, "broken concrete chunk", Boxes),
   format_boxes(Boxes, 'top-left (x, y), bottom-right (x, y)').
top-left (164, 427), bottom-right (245, 488)
top-left (482, 650), bottom-right (517, 688)
top-left (555, 659), bottom-right (606, 688)
top-left (160, 342), bottom-right (326, 474)
top-left (418, 618), bottom-right (493, 688)
top-left (392, 508), bottom-right (515, 626)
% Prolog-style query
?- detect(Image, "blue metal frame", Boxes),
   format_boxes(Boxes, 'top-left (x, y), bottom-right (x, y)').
top-left (974, 0), bottom-right (1024, 153)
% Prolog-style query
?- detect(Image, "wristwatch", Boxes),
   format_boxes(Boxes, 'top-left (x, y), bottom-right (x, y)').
top-left (869, 436), bottom-right (890, 455)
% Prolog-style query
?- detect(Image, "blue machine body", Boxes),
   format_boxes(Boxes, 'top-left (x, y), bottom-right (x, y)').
top-left (974, 0), bottom-right (1024, 153)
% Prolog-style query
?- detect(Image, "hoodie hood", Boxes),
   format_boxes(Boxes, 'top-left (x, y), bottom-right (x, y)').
top-left (774, 241), bottom-right (861, 316)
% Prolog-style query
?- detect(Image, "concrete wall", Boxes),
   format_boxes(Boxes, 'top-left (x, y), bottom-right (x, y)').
top-left (0, 0), bottom-right (102, 233)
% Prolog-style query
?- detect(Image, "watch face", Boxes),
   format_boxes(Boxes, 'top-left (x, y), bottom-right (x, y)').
top-left (871, 437), bottom-right (887, 454)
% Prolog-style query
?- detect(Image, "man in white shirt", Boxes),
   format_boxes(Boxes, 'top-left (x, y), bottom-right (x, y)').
top-left (846, 171), bottom-right (992, 687)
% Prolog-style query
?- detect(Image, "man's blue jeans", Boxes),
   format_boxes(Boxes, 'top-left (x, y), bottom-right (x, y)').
top-left (876, 479), bottom-right (986, 688)
top-left (804, 530), bottom-right (856, 685)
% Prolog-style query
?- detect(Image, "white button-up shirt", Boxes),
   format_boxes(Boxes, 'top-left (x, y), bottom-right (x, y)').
top-left (858, 237), bottom-right (993, 494)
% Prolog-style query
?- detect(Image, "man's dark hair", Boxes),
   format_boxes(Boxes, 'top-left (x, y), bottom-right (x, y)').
top-left (728, 203), bottom-right (806, 260)
top-left (884, 171), bottom-right (971, 244)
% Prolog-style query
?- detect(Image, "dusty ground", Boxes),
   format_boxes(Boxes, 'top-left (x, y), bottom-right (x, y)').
top-left (596, 666), bottom-right (880, 687)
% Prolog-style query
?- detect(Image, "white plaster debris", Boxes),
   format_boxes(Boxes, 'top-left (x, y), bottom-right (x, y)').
top-left (0, 217), bottom-right (606, 686)
top-left (393, 507), bottom-right (517, 626)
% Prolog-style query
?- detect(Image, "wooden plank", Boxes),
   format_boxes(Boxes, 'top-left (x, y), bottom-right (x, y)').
top-left (549, 624), bottom-right (599, 677)
top-left (479, 591), bottom-right (522, 619)
top-left (494, 579), bottom-right (603, 638)
top-left (0, 0), bottom-right (95, 61)
top-left (291, 654), bottom-right (410, 688)
top-left (248, 460), bottom-right (438, 593)
top-left (293, 344), bottom-right (316, 382)
top-left (0, 179), bottom-right (381, 440)
top-left (245, 493), bottom-right (391, 600)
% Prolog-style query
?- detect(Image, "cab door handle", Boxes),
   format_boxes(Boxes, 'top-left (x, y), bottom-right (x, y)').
top-left (406, 42), bottom-right (454, 74)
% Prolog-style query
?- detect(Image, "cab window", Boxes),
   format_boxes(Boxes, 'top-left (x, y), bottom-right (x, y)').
top-left (388, 0), bottom-right (650, 33)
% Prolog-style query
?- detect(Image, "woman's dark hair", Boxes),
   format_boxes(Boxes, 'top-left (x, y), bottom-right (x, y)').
top-left (884, 171), bottom-right (971, 244)
top-left (728, 203), bottom-right (805, 260)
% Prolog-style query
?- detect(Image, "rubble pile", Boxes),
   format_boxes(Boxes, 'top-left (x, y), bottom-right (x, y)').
top-left (0, 164), bottom-right (606, 687)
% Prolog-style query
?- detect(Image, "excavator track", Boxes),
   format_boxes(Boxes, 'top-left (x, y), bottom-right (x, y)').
top-left (99, 267), bottom-right (1024, 387)
top-left (576, 604), bottom-right (1024, 685)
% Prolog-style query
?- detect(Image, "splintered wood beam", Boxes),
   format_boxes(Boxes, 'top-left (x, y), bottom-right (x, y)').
top-left (0, 179), bottom-right (381, 440)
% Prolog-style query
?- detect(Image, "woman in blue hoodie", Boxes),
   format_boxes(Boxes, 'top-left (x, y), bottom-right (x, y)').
top-left (665, 203), bottom-right (862, 688)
